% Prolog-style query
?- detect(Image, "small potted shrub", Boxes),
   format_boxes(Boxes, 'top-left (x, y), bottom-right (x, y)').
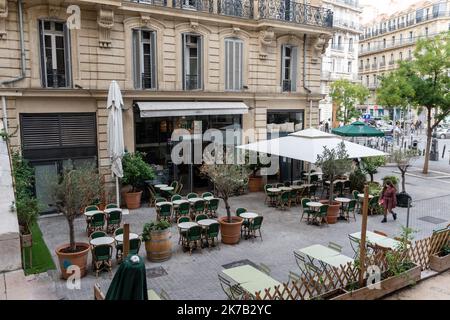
top-left (142, 220), bottom-right (172, 262)
top-left (246, 151), bottom-right (271, 192)
top-left (392, 149), bottom-right (419, 207)
top-left (201, 163), bottom-right (249, 244)
top-left (429, 243), bottom-right (450, 272)
top-left (52, 163), bottom-right (103, 279)
top-left (315, 142), bottom-right (353, 224)
top-left (122, 151), bottom-right (155, 209)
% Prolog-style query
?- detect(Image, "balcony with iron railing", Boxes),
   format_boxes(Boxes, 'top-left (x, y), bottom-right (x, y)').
top-left (331, 44), bottom-right (344, 51)
top-left (371, 63), bottom-right (377, 70)
top-left (184, 74), bottom-right (199, 90)
top-left (282, 79), bottom-right (292, 92)
top-left (45, 70), bottom-right (68, 88)
top-left (379, 61), bottom-right (385, 68)
top-left (128, 0), bottom-right (334, 28)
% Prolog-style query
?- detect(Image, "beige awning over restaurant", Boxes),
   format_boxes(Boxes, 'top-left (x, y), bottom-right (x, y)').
top-left (136, 101), bottom-right (249, 118)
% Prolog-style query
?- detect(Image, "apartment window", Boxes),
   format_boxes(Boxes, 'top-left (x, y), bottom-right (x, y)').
top-left (225, 38), bottom-right (244, 91)
top-left (425, 27), bottom-right (429, 37)
top-left (426, 8), bottom-right (430, 20)
top-left (408, 49), bottom-right (412, 59)
top-left (373, 57), bottom-right (377, 67)
top-left (381, 55), bottom-right (385, 65)
top-left (383, 38), bottom-right (386, 48)
top-left (433, 1), bottom-right (447, 18)
top-left (373, 74), bottom-right (377, 86)
top-left (390, 53), bottom-right (394, 64)
top-left (392, 36), bottom-right (395, 45)
top-left (132, 29), bottom-right (156, 89)
top-left (359, 59), bottom-right (363, 69)
top-left (366, 75), bottom-right (369, 86)
top-left (400, 34), bottom-right (403, 44)
top-left (368, 42), bottom-right (371, 50)
top-left (416, 8), bottom-right (424, 23)
top-left (409, 31), bottom-right (413, 41)
top-left (399, 52), bottom-right (403, 61)
top-left (337, 36), bottom-right (342, 49)
top-left (182, 34), bottom-right (202, 90)
top-left (347, 61), bottom-right (352, 73)
top-left (360, 44), bottom-right (363, 52)
top-left (39, 20), bottom-right (71, 88)
top-left (281, 44), bottom-right (297, 92)
top-left (348, 38), bottom-right (353, 51)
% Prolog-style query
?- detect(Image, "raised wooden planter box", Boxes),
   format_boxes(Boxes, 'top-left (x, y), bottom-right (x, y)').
top-left (330, 264), bottom-right (421, 300)
top-left (429, 253), bottom-right (450, 273)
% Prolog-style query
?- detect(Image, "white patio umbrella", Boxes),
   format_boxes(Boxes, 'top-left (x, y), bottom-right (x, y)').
top-left (236, 128), bottom-right (386, 164)
top-left (107, 80), bottom-right (124, 208)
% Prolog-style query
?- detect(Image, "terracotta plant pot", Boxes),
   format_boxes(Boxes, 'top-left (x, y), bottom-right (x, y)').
top-left (248, 176), bottom-right (263, 192)
top-left (124, 191), bottom-right (142, 209)
top-left (320, 200), bottom-right (340, 224)
top-left (55, 242), bottom-right (90, 280)
top-left (219, 216), bottom-right (243, 245)
top-left (145, 229), bottom-right (172, 262)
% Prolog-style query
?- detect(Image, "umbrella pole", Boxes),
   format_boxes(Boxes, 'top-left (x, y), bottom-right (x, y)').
top-left (123, 223), bottom-right (130, 258)
top-left (358, 185), bottom-right (369, 287)
top-left (115, 175), bottom-right (120, 208)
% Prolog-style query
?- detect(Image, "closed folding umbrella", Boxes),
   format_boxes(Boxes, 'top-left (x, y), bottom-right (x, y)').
top-left (331, 121), bottom-right (385, 137)
top-left (105, 255), bottom-right (148, 300)
top-left (236, 128), bottom-right (386, 163)
top-left (107, 80), bottom-right (124, 207)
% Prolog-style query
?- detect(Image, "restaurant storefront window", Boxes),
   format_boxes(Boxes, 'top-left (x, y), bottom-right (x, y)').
top-left (266, 110), bottom-right (304, 183)
top-left (135, 108), bottom-right (242, 193)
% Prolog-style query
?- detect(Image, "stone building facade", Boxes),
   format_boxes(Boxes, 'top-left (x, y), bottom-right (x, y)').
top-left (0, 0), bottom-right (333, 208)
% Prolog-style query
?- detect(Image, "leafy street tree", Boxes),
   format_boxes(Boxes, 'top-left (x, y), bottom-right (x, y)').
top-left (330, 79), bottom-right (370, 126)
top-left (377, 31), bottom-right (450, 174)
top-left (361, 156), bottom-right (386, 182)
top-left (392, 149), bottom-right (419, 194)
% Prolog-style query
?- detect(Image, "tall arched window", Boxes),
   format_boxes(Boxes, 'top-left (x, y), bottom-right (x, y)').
top-left (224, 37), bottom-right (243, 91)
top-left (132, 28), bottom-right (157, 89)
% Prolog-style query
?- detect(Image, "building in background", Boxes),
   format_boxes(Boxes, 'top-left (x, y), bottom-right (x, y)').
top-left (319, 0), bottom-right (363, 125)
top-left (358, 0), bottom-right (450, 121)
top-left (0, 0), bottom-right (334, 210)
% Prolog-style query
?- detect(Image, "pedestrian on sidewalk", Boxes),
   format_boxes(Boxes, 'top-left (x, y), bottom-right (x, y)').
top-left (380, 180), bottom-right (397, 223)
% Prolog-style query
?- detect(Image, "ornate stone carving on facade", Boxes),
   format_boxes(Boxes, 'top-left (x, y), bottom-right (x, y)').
top-left (0, 0), bottom-right (7, 40)
top-left (97, 7), bottom-right (114, 48)
top-left (311, 34), bottom-right (329, 64)
top-left (48, 0), bottom-right (63, 17)
top-left (258, 28), bottom-right (274, 60)
top-left (190, 20), bottom-right (199, 30)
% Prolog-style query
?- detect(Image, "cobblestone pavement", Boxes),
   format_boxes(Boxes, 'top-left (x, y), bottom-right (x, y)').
top-left (36, 167), bottom-right (450, 300)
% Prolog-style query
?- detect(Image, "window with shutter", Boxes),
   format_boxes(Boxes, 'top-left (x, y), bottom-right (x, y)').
top-left (132, 29), bottom-right (157, 89)
top-left (224, 38), bottom-right (243, 91)
top-left (20, 113), bottom-right (97, 161)
top-left (38, 20), bottom-right (71, 88)
top-left (281, 44), bottom-right (297, 92)
top-left (182, 33), bottom-right (202, 90)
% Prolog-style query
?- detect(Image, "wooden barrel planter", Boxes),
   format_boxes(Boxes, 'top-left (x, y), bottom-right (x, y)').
top-left (145, 229), bottom-right (172, 262)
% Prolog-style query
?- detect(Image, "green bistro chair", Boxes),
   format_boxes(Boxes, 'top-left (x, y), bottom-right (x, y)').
top-left (155, 197), bottom-right (167, 204)
top-left (170, 181), bottom-right (178, 190)
top-left (187, 192), bottom-right (198, 199)
top-left (175, 182), bottom-right (183, 194)
top-left (343, 181), bottom-right (351, 194)
top-left (147, 186), bottom-right (157, 207)
top-left (352, 190), bottom-right (360, 200)
top-left (114, 227), bottom-right (123, 237)
top-left (129, 238), bottom-right (142, 255)
top-left (195, 213), bottom-right (208, 222)
top-left (157, 203), bottom-right (173, 222)
top-left (345, 199), bottom-right (357, 222)
top-left (264, 184), bottom-right (273, 204)
top-left (192, 199), bottom-right (206, 216)
top-left (177, 216), bottom-right (190, 245)
top-left (106, 210), bottom-right (122, 234)
top-left (105, 203), bottom-right (118, 209)
top-left (284, 181), bottom-right (291, 187)
top-left (176, 201), bottom-right (190, 219)
top-left (113, 227), bottom-right (124, 260)
top-left (90, 230), bottom-right (107, 241)
top-left (184, 225), bottom-right (203, 255)
top-left (248, 216), bottom-right (264, 241)
top-left (308, 185), bottom-right (318, 200)
top-left (301, 198), bottom-right (315, 222)
top-left (312, 204), bottom-right (329, 226)
top-left (89, 212), bottom-right (105, 235)
top-left (276, 183), bottom-right (284, 188)
top-left (204, 223), bottom-right (220, 248)
top-left (91, 244), bottom-right (113, 277)
top-left (207, 198), bottom-right (219, 218)
top-left (235, 207), bottom-right (247, 217)
top-left (296, 186), bottom-right (306, 205)
top-left (278, 191), bottom-right (291, 210)
top-left (85, 205), bottom-right (99, 212)
top-left (202, 192), bottom-right (213, 198)
top-left (171, 194), bottom-right (182, 202)
top-left (289, 189), bottom-right (297, 206)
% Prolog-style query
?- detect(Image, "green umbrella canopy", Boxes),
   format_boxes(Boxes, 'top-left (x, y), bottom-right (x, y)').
top-left (331, 121), bottom-right (385, 137)
top-left (105, 255), bottom-right (148, 300)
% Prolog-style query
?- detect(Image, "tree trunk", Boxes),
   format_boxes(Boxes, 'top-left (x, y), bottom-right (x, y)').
top-left (401, 170), bottom-right (406, 193)
top-left (223, 197), bottom-right (231, 223)
top-left (69, 216), bottom-right (76, 252)
top-left (422, 107), bottom-right (432, 174)
top-left (329, 180), bottom-right (334, 203)
top-left (370, 173), bottom-right (374, 182)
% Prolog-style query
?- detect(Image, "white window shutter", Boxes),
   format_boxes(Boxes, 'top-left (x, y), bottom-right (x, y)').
top-left (291, 46), bottom-right (298, 92)
top-left (132, 30), bottom-right (141, 89)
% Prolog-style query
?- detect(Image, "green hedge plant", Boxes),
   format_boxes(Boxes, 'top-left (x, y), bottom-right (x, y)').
top-left (142, 220), bottom-right (171, 241)
top-left (122, 151), bottom-right (155, 192)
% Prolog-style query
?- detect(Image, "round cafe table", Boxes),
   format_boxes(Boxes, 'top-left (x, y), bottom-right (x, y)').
top-left (84, 210), bottom-right (104, 217)
top-left (239, 212), bottom-right (258, 219)
top-left (155, 201), bottom-right (172, 207)
top-left (306, 202), bottom-right (324, 225)
top-left (104, 208), bottom-right (122, 214)
top-left (267, 188), bottom-right (281, 193)
top-left (334, 197), bottom-right (351, 221)
top-left (178, 222), bottom-right (198, 230)
top-left (115, 233), bottom-right (139, 242)
top-left (197, 219), bottom-right (218, 227)
top-left (172, 199), bottom-right (189, 206)
top-left (266, 188), bottom-right (281, 207)
top-left (358, 193), bottom-right (374, 199)
top-left (90, 236), bottom-right (115, 246)
top-left (188, 197), bottom-right (204, 203)
top-left (154, 184), bottom-right (168, 189)
top-left (279, 187), bottom-right (292, 191)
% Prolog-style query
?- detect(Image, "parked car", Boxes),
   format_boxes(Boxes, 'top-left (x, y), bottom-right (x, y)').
top-left (435, 128), bottom-right (450, 139)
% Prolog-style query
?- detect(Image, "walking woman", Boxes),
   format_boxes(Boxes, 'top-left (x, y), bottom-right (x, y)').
top-left (380, 180), bottom-right (397, 223)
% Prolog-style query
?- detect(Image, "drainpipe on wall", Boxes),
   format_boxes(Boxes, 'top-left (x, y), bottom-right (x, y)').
top-left (1, 0), bottom-right (26, 133)
top-left (303, 34), bottom-right (313, 128)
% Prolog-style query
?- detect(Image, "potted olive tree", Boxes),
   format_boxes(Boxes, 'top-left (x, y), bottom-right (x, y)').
top-left (361, 156), bottom-right (386, 183)
top-left (53, 163), bottom-right (103, 279)
top-left (315, 142), bottom-right (353, 224)
top-left (392, 149), bottom-right (419, 207)
top-left (122, 151), bottom-right (155, 209)
top-left (200, 163), bottom-right (249, 244)
top-left (246, 151), bottom-right (270, 192)
top-left (142, 220), bottom-right (172, 262)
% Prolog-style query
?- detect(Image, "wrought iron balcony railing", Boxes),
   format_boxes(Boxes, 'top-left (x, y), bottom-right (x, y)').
top-left (218, 0), bottom-right (253, 19)
top-left (46, 70), bottom-right (68, 88)
top-left (282, 79), bottom-right (292, 92)
top-left (184, 74), bottom-right (199, 90)
top-left (141, 72), bottom-right (154, 89)
top-left (172, 0), bottom-right (213, 13)
top-left (331, 44), bottom-right (344, 51)
top-left (258, 0), bottom-right (333, 28)
top-left (130, 0), bottom-right (167, 6)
